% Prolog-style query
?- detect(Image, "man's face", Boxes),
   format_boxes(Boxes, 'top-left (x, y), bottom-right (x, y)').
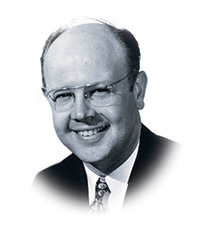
top-left (43, 24), bottom-right (145, 174)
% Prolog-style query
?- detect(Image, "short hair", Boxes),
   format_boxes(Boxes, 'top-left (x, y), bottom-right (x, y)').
top-left (40, 19), bottom-right (141, 88)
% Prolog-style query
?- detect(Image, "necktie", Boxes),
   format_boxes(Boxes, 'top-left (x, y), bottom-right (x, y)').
top-left (89, 177), bottom-right (110, 214)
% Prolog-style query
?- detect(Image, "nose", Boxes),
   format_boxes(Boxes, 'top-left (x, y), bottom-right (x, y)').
top-left (70, 92), bottom-right (97, 122)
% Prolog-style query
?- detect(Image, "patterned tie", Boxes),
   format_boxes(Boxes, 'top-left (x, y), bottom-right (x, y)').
top-left (89, 177), bottom-right (110, 214)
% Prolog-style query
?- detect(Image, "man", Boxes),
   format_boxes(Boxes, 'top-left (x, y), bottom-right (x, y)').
top-left (34, 19), bottom-right (178, 214)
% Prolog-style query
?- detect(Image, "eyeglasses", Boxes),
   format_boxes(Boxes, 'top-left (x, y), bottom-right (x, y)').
top-left (42, 72), bottom-right (134, 113)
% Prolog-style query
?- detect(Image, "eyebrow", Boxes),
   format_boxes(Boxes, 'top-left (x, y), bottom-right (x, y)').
top-left (43, 80), bottom-right (112, 95)
top-left (43, 72), bottom-right (134, 95)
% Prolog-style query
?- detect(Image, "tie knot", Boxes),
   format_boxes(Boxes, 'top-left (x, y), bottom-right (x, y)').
top-left (95, 177), bottom-right (109, 201)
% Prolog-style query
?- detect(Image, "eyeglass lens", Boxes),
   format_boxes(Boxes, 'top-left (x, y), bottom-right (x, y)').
top-left (53, 86), bottom-right (112, 112)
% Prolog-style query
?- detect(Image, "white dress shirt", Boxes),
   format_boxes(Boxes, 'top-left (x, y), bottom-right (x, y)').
top-left (83, 142), bottom-right (139, 213)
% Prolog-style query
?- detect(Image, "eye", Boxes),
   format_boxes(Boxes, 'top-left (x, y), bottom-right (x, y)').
top-left (53, 90), bottom-right (74, 103)
top-left (89, 87), bottom-right (111, 98)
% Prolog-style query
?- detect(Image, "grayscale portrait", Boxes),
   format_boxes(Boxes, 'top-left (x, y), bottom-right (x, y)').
top-left (33, 18), bottom-right (180, 215)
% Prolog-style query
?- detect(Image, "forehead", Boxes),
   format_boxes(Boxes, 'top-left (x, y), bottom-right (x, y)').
top-left (44, 24), bottom-right (127, 89)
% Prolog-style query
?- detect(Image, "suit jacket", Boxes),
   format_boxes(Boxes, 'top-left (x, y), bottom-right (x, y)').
top-left (33, 124), bottom-right (178, 211)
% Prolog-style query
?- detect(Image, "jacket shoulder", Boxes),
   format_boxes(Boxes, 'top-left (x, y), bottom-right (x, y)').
top-left (33, 154), bottom-right (88, 200)
top-left (140, 124), bottom-right (179, 156)
top-left (128, 125), bottom-right (180, 190)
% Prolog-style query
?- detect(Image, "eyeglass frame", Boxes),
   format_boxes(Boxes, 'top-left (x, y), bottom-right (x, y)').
top-left (41, 71), bottom-right (136, 110)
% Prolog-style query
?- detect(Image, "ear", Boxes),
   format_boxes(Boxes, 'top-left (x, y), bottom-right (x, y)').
top-left (133, 71), bottom-right (148, 110)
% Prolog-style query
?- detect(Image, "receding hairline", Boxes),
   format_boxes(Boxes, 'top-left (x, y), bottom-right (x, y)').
top-left (43, 21), bottom-right (126, 61)
top-left (41, 19), bottom-right (140, 87)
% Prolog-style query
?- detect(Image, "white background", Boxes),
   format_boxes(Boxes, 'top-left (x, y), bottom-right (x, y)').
top-left (1, 0), bottom-right (199, 237)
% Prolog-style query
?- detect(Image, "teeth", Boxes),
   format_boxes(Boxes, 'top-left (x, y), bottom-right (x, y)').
top-left (83, 131), bottom-right (88, 137)
top-left (77, 126), bottom-right (106, 137)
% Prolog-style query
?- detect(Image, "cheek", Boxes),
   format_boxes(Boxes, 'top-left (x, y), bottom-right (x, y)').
top-left (102, 99), bottom-right (137, 125)
top-left (107, 91), bottom-right (136, 118)
top-left (106, 103), bottom-right (140, 140)
top-left (52, 111), bottom-right (70, 135)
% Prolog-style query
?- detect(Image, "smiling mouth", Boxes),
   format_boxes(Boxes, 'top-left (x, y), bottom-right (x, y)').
top-left (75, 125), bottom-right (108, 137)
